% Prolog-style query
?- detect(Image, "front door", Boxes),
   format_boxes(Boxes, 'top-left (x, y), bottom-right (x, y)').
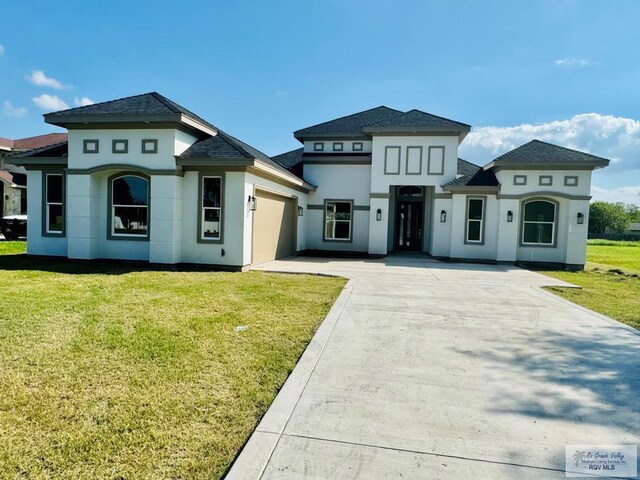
top-left (395, 201), bottom-right (423, 251)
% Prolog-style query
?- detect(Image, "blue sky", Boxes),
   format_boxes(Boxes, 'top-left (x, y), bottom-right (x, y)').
top-left (1, 0), bottom-right (639, 203)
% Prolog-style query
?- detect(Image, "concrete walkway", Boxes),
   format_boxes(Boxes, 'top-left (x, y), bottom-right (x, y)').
top-left (227, 255), bottom-right (640, 479)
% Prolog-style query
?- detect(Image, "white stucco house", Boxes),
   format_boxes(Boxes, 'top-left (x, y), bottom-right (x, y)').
top-left (13, 92), bottom-right (609, 270)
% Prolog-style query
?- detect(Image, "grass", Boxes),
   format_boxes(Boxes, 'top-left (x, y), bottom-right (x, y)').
top-left (0, 244), bottom-right (346, 479)
top-left (542, 239), bottom-right (640, 329)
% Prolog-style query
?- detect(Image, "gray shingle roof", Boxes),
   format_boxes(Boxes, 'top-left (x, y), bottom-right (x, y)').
top-left (294, 106), bottom-right (403, 139)
top-left (444, 168), bottom-right (499, 188)
top-left (457, 158), bottom-right (481, 177)
top-left (7, 141), bottom-right (68, 158)
top-left (272, 148), bottom-right (304, 170)
top-left (179, 135), bottom-right (249, 160)
top-left (44, 92), bottom-right (219, 132)
top-left (488, 140), bottom-right (610, 168)
top-left (364, 109), bottom-right (471, 132)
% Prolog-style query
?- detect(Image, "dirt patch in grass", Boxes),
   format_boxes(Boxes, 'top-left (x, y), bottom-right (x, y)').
top-left (0, 253), bottom-right (346, 478)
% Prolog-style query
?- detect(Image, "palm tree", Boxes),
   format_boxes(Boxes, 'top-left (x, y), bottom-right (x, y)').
top-left (573, 451), bottom-right (587, 467)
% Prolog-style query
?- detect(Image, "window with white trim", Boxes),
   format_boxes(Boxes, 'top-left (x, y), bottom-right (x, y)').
top-left (111, 175), bottom-right (149, 237)
top-left (325, 201), bottom-right (352, 241)
top-left (466, 197), bottom-right (484, 243)
top-left (201, 176), bottom-right (222, 240)
top-left (522, 200), bottom-right (556, 245)
top-left (45, 173), bottom-right (64, 234)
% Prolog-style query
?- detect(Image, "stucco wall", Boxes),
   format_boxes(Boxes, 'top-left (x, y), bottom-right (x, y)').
top-left (303, 163), bottom-right (371, 252)
top-left (370, 135), bottom-right (459, 193)
top-left (449, 194), bottom-right (500, 260)
top-left (304, 140), bottom-right (372, 153)
top-left (26, 170), bottom-right (67, 256)
top-left (67, 129), bottom-right (197, 170)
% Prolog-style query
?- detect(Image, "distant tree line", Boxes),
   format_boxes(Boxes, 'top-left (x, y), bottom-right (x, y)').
top-left (589, 201), bottom-right (640, 233)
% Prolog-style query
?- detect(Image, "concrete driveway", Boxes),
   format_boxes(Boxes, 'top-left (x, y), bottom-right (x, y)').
top-left (227, 255), bottom-right (640, 479)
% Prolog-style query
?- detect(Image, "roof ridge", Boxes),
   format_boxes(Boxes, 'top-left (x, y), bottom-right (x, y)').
top-left (294, 106), bottom-right (403, 134)
top-left (273, 147), bottom-right (304, 158)
top-left (210, 132), bottom-right (252, 158)
top-left (528, 139), bottom-right (609, 161)
top-left (407, 108), bottom-right (472, 128)
top-left (47, 91), bottom-right (160, 115)
top-left (149, 91), bottom-right (182, 114)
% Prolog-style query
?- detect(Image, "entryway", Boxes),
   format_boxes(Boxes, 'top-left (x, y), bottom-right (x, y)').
top-left (395, 201), bottom-right (423, 250)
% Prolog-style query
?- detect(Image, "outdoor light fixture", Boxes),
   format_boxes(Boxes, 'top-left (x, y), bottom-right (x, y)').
top-left (298, 206), bottom-right (304, 217)
top-left (577, 212), bottom-right (584, 224)
top-left (440, 210), bottom-right (446, 223)
top-left (247, 195), bottom-right (257, 211)
top-left (376, 208), bottom-right (382, 221)
top-left (507, 210), bottom-right (513, 222)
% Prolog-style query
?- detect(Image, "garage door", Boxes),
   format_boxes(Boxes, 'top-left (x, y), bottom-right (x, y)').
top-left (252, 189), bottom-right (297, 264)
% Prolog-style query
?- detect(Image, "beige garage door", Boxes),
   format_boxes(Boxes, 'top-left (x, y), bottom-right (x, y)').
top-left (252, 189), bottom-right (297, 264)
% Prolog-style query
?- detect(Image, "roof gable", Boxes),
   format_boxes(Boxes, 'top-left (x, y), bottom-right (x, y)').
top-left (363, 109), bottom-right (471, 132)
top-left (485, 140), bottom-right (610, 170)
top-left (294, 106), bottom-right (403, 139)
top-left (44, 92), bottom-right (218, 135)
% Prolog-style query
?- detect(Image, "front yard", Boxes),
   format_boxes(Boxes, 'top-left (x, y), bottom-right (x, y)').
top-left (542, 239), bottom-right (640, 330)
top-left (0, 242), bottom-right (346, 478)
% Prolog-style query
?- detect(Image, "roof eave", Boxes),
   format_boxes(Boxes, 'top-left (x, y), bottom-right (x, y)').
top-left (44, 112), bottom-right (217, 137)
top-left (484, 160), bottom-right (610, 171)
top-left (442, 184), bottom-right (500, 193)
top-left (293, 132), bottom-right (371, 142)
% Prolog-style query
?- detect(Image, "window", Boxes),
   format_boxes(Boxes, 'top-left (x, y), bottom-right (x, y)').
top-left (514, 175), bottom-right (527, 185)
top-left (110, 175), bottom-right (149, 238)
top-left (83, 139), bottom-right (99, 153)
top-left (564, 176), bottom-right (578, 187)
top-left (200, 176), bottom-right (222, 241)
top-left (539, 175), bottom-right (553, 186)
top-left (466, 197), bottom-right (484, 243)
top-left (142, 139), bottom-right (158, 154)
top-left (45, 173), bottom-right (64, 235)
top-left (397, 186), bottom-right (423, 197)
top-left (112, 139), bottom-right (128, 154)
top-left (522, 200), bottom-right (556, 245)
top-left (333, 142), bottom-right (343, 151)
top-left (324, 201), bottom-right (352, 241)
top-left (313, 142), bottom-right (324, 152)
top-left (352, 142), bottom-right (363, 151)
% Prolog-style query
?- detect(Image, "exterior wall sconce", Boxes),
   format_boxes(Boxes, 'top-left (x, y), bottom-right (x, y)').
top-left (577, 212), bottom-right (584, 224)
top-left (440, 210), bottom-right (446, 223)
top-left (507, 210), bottom-right (513, 222)
top-left (376, 208), bottom-right (382, 221)
top-left (247, 195), bottom-right (257, 211)
top-left (298, 206), bottom-right (304, 217)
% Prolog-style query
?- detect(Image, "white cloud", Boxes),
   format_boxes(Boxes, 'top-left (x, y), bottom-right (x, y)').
top-left (3, 101), bottom-right (27, 118)
top-left (276, 90), bottom-right (289, 97)
top-left (555, 58), bottom-right (590, 67)
top-left (27, 70), bottom-right (66, 89)
top-left (32, 94), bottom-right (69, 111)
top-left (74, 96), bottom-right (94, 107)
top-left (591, 185), bottom-right (640, 205)
top-left (0, 45), bottom-right (5, 56)
top-left (460, 113), bottom-right (640, 173)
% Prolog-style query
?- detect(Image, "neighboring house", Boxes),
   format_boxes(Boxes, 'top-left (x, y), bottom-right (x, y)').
top-left (0, 133), bottom-right (67, 217)
top-left (12, 92), bottom-right (609, 270)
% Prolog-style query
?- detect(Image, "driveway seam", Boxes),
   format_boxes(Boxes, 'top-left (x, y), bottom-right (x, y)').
top-left (256, 279), bottom-right (355, 480)
top-left (278, 432), bottom-right (575, 476)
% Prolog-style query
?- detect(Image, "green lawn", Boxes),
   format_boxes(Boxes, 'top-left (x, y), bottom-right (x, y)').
top-left (543, 239), bottom-right (640, 329)
top-left (0, 243), bottom-right (346, 478)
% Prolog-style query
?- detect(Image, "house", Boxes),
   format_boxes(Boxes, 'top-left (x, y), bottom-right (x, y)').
top-left (12, 92), bottom-right (609, 270)
top-left (0, 133), bottom-right (67, 217)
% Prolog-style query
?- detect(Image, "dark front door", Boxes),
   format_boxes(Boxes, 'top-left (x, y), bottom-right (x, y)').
top-left (395, 201), bottom-right (423, 251)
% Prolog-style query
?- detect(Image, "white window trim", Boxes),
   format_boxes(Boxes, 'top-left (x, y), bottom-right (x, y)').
top-left (200, 175), bottom-right (222, 241)
top-left (45, 173), bottom-right (63, 234)
top-left (465, 197), bottom-right (484, 243)
top-left (110, 175), bottom-right (149, 238)
top-left (521, 201), bottom-right (556, 245)
top-left (324, 200), bottom-right (352, 242)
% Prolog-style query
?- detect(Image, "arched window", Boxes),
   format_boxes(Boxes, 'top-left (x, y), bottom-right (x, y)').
top-left (522, 199), bottom-right (556, 245)
top-left (110, 174), bottom-right (149, 238)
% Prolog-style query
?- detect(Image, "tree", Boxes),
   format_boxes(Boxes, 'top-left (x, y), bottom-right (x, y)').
top-left (588, 201), bottom-right (631, 233)
top-left (625, 203), bottom-right (640, 223)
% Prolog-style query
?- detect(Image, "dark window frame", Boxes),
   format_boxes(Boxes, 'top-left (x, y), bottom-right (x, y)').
top-left (323, 199), bottom-right (353, 243)
top-left (42, 171), bottom-right (65, 237)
